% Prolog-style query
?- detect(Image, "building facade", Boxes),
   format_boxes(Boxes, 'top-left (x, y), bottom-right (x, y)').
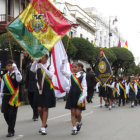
top-left (0, 0), bottom-right (30, 34)
top-left (50, 1), bottom-right (96, 44)
top-left (84, 7), bottom-right (125, 48)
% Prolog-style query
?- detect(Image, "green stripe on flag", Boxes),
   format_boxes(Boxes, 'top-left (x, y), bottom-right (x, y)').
top-left (8, 17), bottom-right (48, 60)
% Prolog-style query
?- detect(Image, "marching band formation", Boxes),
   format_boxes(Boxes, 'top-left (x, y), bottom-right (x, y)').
top-left (96, 75), bottom-right (140, 109)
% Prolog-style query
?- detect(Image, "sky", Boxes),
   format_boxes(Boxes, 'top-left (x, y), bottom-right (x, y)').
top-left (64, 0), bottom-right (140, 64)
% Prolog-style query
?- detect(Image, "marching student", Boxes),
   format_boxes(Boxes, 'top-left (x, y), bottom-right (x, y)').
top-left (125, 76), bottom-right (130, 104)
top-left (0, 60), bottom-right (22, 137)
top-left (134, 75), bottom-right (140, 105)
top-left (30, 54), bottom-right (56, 135)
top-left (126, 77), bottom-right (137, 107)
top-left (78, 63), bottom-right (85, 73)
top-left (96, 82), bottom-right (107, 108)
top-left (112, 77), bottom-right (119, 105)
top-left (117, 77), bottom-right (126, 106)
top-left (106, 77), bottom-right (115, 110)
top-left (86, 68), bottom-right (96, 103)
top-left (24, 61), bottom-right (38, 121)
top-left (60, 60), bottom-right (87, 135)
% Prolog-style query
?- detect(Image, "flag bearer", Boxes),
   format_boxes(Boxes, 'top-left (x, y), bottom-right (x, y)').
top-left (30, 54), bottom-right (56, 135)
top-left (60, 60), bottom-right (87, 135)
top-left (0, 60), bottom-right (22, 137)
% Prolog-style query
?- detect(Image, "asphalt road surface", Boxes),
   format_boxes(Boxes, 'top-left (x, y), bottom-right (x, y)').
top-left (0, 93), bottom-right (140, 140)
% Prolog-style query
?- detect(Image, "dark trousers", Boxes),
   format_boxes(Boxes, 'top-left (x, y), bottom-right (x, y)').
top-left (87, 87), bottom-right (94, 103)
top-left (119, 92), bottom-right (125, 105)
top-left (28, 92), bottom-right (38, 119)
top-left (3, 106), bottom-right (18, 134)
top-left (2, 96), bottom-right (18, 134)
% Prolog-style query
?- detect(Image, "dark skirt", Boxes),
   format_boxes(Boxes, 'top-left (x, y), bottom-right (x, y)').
top-left (65, 74), bottom-right (86, 111)
top-left (65, 93), bottom-right (85, 111)
top-left (99, 87), bottom-right (107, 97)
top-left (107, 88), bottom-right (114, 100)
top-left (34, 91), bottom-right (56, 108)
top-left (137, 90), bottom-right (140, 99)
top-left (129, 92), bottom-right (135, 100)
top-left (108, 92), bottom-right (115, 100)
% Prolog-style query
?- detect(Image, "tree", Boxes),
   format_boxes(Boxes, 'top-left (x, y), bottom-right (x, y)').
top-left (0, 33), bottom-right (23, 52)
top-left (110, 47), bottom-right (134, 75)
top-left (70, 37), bottom-right (95, 66)
top-left (134, 65), bottom-right (140, 75)
top-left (62, 35), bottom-right (77, 60)
top-left (103, 48), bottom-right (117, 65)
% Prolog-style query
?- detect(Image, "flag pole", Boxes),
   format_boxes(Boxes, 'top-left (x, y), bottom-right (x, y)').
top-left (8, 32), bottom-right (13, 60)
top-left (66, 30), bottom-right (71, 53)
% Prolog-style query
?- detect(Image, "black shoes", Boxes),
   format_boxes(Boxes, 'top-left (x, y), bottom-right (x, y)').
top-left (33, 118), bottom-right (38, 121)
top-left (71, 130), bottom-right (78, 135)
top-left (45, 124), bottom-right (48, 128)
top-left (77, 123), bottom-right (82, 131)
top-left (6, 133), bottom-right (14, 137)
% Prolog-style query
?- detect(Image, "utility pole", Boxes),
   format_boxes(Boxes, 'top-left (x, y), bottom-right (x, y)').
top-left (108, 16), bottom-right (118, 48)
top-left (19, 0), bottom-right (21, 14)
top-left (13, 0), bottom-right (15, 18)
top-left (6, 0), bottom-right (8, 24)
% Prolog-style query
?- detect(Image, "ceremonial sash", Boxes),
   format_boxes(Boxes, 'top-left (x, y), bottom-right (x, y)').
top-left (119, 82), bottom-right (127, 99)
top-left (113, 86), bottom-right (118, 97)
top-left (3, 73), bottom-right (20, 107)
top-left (134, 80), bottom-right (140, 89)
top-left (41, 68), bottom-right (54, 90)
top-left (72, 74), bottom-right (85, 107)
top-left (129, 83), bottom-right (135, 93)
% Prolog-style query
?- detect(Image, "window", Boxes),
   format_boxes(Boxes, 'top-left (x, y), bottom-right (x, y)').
top-left (80, 34), bottom-right (83, 38)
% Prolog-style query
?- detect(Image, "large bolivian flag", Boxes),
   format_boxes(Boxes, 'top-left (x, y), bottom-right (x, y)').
top-left (8, 0), bottom-right (72, 60)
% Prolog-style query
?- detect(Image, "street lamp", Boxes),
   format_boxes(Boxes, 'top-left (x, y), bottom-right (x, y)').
top-left (109, 16), bottom-right (118, 48)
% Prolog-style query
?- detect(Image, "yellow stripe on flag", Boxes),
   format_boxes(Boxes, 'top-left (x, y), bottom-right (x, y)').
top-left (19, 3), bottom-right (61, 51)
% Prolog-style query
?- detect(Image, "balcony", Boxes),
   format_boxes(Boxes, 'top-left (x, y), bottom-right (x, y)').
top-left (0, 14), bottom-right (14, 34)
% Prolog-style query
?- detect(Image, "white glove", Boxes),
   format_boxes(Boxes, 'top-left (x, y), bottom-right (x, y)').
top-left (12, 63), bottom-right (18, 71)
top-left (37, 63), bottom-right (42, 68)
top-left (78, 96), bottom-right (85, 104)
top-left (65, 87), bottom-right (70, 93)
top-left (0, 93), bottom-right (3, 107)
top-left (0, 92), bottom-right (3, 97)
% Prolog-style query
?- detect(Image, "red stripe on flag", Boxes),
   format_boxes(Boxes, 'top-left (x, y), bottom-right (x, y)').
top-left (52, 47), bottom-right (65, 93)
top-left (31, 0), bottom-right (72, 36)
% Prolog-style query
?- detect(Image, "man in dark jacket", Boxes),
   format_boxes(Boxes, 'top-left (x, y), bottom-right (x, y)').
top-left (25, 62), bottom-right (38, 121)
top-left (86, 68), bottom-right (96, 103)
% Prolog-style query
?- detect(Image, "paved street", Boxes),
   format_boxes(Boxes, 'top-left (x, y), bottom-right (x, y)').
top-left (0, 93), bottom-right (140, 140)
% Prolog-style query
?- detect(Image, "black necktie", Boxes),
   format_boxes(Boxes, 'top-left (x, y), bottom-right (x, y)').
top-left (37, 69), bottom-right (43, 90)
